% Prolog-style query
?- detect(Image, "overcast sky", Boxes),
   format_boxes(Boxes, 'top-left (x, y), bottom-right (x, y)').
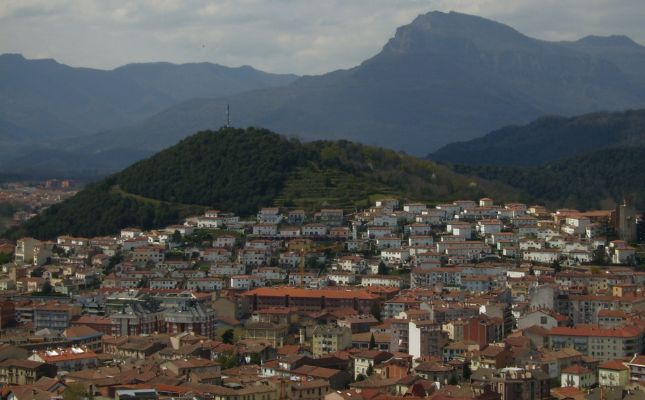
top-left (2, 0), bottom-right (645, 75)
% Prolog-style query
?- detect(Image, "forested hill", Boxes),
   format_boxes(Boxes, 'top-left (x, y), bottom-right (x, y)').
top-left (453, 146), bottom-right (645, 210)
top-left (8, 127), bottom-right (518, 239)
top-left (430, 109), bottom-right (645, 166)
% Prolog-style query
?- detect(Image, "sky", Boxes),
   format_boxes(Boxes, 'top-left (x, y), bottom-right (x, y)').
top-left (1, 0), bottom-right (645, 75)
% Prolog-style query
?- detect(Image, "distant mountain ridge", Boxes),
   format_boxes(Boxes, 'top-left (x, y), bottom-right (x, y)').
top-left (430, 109), bottom-right (645, 166)
top-left (62, 11), bottom-right (645, 162)
top-left (0, 54), bottom-right (297, 165)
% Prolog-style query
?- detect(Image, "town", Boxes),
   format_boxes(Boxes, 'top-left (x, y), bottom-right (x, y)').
top-left (0, 180), bottom-right (78, 233)
top-left (0, 197), bottom-right (644, 400)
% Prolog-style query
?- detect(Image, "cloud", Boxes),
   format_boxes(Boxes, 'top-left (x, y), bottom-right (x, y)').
top-left (1, 0), bottom-right (644, 74)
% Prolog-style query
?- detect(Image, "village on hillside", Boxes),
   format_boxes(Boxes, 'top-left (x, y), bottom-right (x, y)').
top-left (0, 197), bottom-right (644, 400)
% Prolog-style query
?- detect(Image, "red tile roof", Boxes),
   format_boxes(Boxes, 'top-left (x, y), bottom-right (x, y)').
top-left (599, 360), bottom-right (628, 371)
top-left (548, 325), bottom-right (643, 338)
top-left (243, 287), bottom-right (378, 300)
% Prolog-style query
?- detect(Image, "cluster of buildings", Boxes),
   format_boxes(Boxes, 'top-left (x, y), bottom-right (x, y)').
top-left (0, 197), bottom-right (644, 400)
top-left (0, 181), bottom-right (77, 229)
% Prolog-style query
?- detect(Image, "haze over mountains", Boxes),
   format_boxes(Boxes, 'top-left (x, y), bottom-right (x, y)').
top-left (0, 54), bottom-right (296, 171)
top-left (3, 11), bottom-right (645, 175)
top-left (431, 109), bottom-right (645, 166)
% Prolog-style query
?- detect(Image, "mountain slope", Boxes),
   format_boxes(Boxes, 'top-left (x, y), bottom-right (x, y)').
top-left (430, 109), bottom-right (645, 166)
top-left (453, 146), bottom-right (645, 210)
top-left (0, 54), bottom-right (297, 141)
top-left (7, 127), bottom-right (519, 239)
top-left (68, 11), bottom-right (645, 158)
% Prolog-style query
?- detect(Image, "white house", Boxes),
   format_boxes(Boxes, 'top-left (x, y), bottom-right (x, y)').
top-left (213, 236), bottom-right (236, 248)
top-left (476, 219), bottom-right (502, 235)
top-left (230, 275), bottom-right (264, 290)
top-left (252, 223), bottom-right (278, 236)
top-left (336, 255), bottom-right (365, 273)
top-left (380, 248), bottom-right (411, 265)
top-left (201, 248), bottom-right (232, 263)
top-left (409, 236), bottom-right (434, 247)
top-left (361, 275), bottom-right (403, 288)
top-left (371, 214), bottom-right (398, 227)
top-left (251, 267), bottom-right (286, 281)
top-left (257, 207), bottom-right (282, 224)
top-left (210, 263), bottom-right (245, 276)
top-left (403, 203), bottom-right (427, 214)
top-left (522, 249), bottom-right (561, 264)
top-left (407, 223), bottom-right (432, 236)
top-left (302, 223), bottom-right (328, 237)
top-left (367, 226), bottom-right (393, 238)
top-left (238, 249), bottom-right (270, 266)
top-left (560, 365), bottom-right (596, 389)
top-left (187, 277), bottom-right (225, 292)
top-left (376, 235), bottom-right (402, 249)
top-left (327, 272), bottom-right (356, 285)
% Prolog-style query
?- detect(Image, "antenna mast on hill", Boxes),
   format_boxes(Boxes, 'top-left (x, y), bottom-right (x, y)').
top-left (226, 104), bottom-right (231, 128)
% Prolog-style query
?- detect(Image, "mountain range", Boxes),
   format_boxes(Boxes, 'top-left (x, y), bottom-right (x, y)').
top-left (0, 54), bottom-right (296, 167)
top-left (63, 12), bottom-right (645, 153)
top-left (428, 108), bottom-right (645, 210)
top-left (430, 109), bottom-right (645, 166)
top-left (3, 11), bottom-right (645, 175)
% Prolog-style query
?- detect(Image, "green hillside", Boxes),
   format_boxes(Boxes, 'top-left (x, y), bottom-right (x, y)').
top-left (453, 146), bottom-right (645, 210)
top-left (431, 109), bottom-right (645, 166)
top-left (7, 127), bottom-right (519, 239)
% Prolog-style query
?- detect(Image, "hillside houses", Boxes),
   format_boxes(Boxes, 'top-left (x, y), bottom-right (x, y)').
top-left (1, 197), bottom-right (644, 400)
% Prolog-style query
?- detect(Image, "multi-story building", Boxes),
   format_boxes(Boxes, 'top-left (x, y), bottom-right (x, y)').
top-left (408, 320), bottom-right (449, 358)
top-left (547, 325), bottom-right (645, 361)
top-left (0, 359), bottom-right (57, 385)
top-left (352, 350), bottom-right (393, 379)
top-left (311, 325), bottom-right (352, 357)
top-left (163, 302), bottom-right (217, 338)
top-left (627, 354), bottom-right (645, 382)
top-left (29, 347), bottom-right (98, 371)
top-left (33, 302), bottom-right (81, 332)
top-left (473, 367), bottom-right (550, 400)
top-left (14, 237), bottom-right (40, 265)
top-left (240, 287), bottom-right (379, 316)
top-left (598, 360), bottom-right (630, 387)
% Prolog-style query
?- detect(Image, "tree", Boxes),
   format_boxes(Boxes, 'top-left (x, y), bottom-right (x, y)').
top-left (463, 363), bottom-right (472, 380)
top-left (0, 253), bottom-right (13, 264)
top-left (217, 352), bottom-right (239, 369)
top-left (371, 302), bottom-right (382, 322)
top-left (250, 353), bottom-right (262, 365)
top-left (63, 383), bottom-right (91, 400)
top-left (378, 261), bottom-right (389, 275)
top-left (222, 328), bottom-right (235, 344)
top-left (41, 280), bottom-right (53, 294)
top-left (551, 259), bottom-right (561, 273)
top-left (366, 365), bottom-right (374, 376)
top-left (369, 333), bottom-right (376, 350)
top-left (172, 230), bottom-right (182, 244)
top-left (592, 248), bottom-right (608, 265)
